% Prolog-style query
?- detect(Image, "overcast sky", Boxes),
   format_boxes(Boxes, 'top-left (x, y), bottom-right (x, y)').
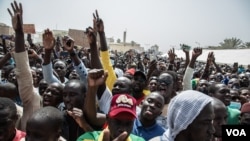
top-left (0, 0), bottom-right (249, 52)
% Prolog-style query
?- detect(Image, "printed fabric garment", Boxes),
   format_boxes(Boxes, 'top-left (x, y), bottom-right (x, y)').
top-left (77, 130), bottom-right (145, 141)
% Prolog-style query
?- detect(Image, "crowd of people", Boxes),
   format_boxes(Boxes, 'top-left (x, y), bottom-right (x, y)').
top-left (1, 1), bottom-right (250, 141)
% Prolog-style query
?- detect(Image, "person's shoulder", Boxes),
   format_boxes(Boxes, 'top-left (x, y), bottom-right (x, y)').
top-left (149, 136), bottom-right (161, 141)
top-left (76, 131), bottom-right (101, 141)
top-left (130, 133), bottom-right (146, 141)
top-left (227, 107), bottom-right (240, 113)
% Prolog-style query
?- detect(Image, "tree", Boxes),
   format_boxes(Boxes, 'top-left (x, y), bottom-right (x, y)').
top-left (245, 42), bottom-right (250, 48)
top-left (219, 37), bottom-right (243, 49)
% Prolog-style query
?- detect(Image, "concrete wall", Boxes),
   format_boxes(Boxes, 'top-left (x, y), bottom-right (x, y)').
top-left (109, 43), bottom-right (144, 53)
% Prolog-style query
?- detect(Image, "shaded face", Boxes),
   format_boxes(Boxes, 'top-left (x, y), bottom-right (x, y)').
top-left (43, 83), bottom-right (63, 107)
top-left (228, 78), bottom-right (240, 89)
top-left (230, 90), bottom-right (240, 102)
top-left (115, 62), bottom-right (123, 70)
top-left (36, 68), bottom-right (43, 83)
top-left (0, 110), bottom-right (16, 141)
top-left (107, 118), bottom-right (134, 140)
top-left (158, 62), bottom-right (167, 71)
top-left (176, 74), bottom-right (183, 91)
top-left (215, 73), bottom-right (223, 82)
top-left (240, 89), bottom-right (250, 104)
top-left (68, 69), bottom-right (80, 80)
top-left (213, 104), bottom-right (227, 137)
top-left (53, 61), bottom-right (66, 77)
top-left (63, 82), bottom-right (84, 110)
top-left (26, 119), bottom-right (59, 141)
top-left (31, 70), bottom-right (38, 87)
top-left (187, 103), bottom-right (215, 141)
top-left (132, 74), bottom-right (146, 96)
top-left (39, 81), bottom-right (48, 96)
top-left (140, 92), bottom-right (164, 120)
top-left (214, 84), bottom-right (231, 106)
top-left (157, 73), bottom-right (173, 103)
top-left (196, 79), bottom-right (209, 95)
top-left (112, 77), bottom-right (131, 95)
top-left (240, 113), bottom-right (250, 125)
top-left (239, 74), bottom-right (249, 87)
top-left (148, 79), bottom-right (158, 92)
top-left (208, 75), bottom-right (216, 82)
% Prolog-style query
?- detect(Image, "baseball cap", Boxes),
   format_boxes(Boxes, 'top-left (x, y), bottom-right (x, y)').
top-left (125, 68), bottom-right (136, 75)
top-left (108, 94), bottom-right (137, 120)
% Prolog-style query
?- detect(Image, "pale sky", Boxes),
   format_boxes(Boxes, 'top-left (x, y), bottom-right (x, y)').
top-left (0, 0), bottom-right (249, 52)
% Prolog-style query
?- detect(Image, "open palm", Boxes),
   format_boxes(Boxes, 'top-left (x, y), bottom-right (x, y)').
top-left (8, 1), bottom-right (23, 32)
top-left (42, 29), bottom-right (55, 50)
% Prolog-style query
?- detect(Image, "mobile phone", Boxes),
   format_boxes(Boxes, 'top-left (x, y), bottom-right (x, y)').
top-left (60, 51), bottom-right (69, 57)
top-left (180, 44), bottom-right (191, 51)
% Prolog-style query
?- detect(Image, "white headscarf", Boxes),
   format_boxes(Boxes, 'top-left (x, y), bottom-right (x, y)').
top-left (162, 90), bottom-right (212, 141)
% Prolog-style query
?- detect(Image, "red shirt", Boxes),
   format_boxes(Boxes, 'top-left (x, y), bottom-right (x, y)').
top-left (13, 129), bottom-right (26, 141)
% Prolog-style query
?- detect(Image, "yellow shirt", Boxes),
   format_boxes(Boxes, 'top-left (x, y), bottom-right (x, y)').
top-left (100, 51), bottom-right (117, 91)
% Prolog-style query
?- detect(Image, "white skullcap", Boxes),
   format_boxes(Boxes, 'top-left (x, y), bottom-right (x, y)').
top-left (162, 90), bottom-right (212, 141)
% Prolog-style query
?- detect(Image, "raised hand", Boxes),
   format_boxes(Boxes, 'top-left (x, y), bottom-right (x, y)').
top-left (42, 29), bottom-right (55, 51)
top-left (102, 128), bottom-right (128, 141)
top-left (93, 10), bottom-right (104, 33)
top-left (27, 49), bottom-right (38, 58)
top-left (7, 1), bottom-right (23, 32)
top-left (182, 48), bottom-right (189, 54)
top-left (87, 69), bottom-right (108, 87)
top-left (207, 52), bottom-right (214, 65)
top-left (63, 37), bottom-right (75, 52)
top-left (85, 27), bottom-right (97, 45)
top-left (168, 48), bottom-right (176, 63)
top-left (192, 47), bottom-right (202, 59)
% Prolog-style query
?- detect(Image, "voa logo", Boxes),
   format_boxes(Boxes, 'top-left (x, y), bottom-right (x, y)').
top-left (226, 129), bottom-right (246, 136)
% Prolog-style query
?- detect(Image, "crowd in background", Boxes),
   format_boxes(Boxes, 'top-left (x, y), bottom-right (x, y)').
top-left (1, 1), bottom-right (250, 141)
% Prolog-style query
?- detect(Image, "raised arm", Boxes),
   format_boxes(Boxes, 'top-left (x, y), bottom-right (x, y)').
top-left (183, 48), bottom-right (202, 90)
top-left (42, 29), bottom-right (61, 84)
top-left (28, 49), bottom-right (43, 66)
top-left (146, 60), bottom-right (157, 85)
top-left (94, 10), bottom-right (117, 91)
top-left (86, 23), bottom-right (106, 99)
top-left (84, 69), bottom-right (108, 128)
top-left (182, 48), bottom-right (190, 73)
top-left (63, 37), bottom-right (88, 83)
top-left (211, 53), bottom-right (222, 73)
top-left (167, 48), bottom-right (176, 71)
top-left (8, 1), bottom-right (40, 131)
top-left (200, 52), bottom-right (213, 80)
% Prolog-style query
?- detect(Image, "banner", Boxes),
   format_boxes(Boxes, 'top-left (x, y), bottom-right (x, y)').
top-left (23, 24), bottom-right (36, 34)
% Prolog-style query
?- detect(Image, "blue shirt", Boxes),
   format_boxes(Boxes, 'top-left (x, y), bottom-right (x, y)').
top-left (132, 118), bottom-right (166, 140)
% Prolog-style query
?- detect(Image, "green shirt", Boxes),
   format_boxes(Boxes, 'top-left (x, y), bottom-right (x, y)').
top-left (227, 107), bottom-right (240, 125)
top-left (77, 130), bottom-right (145, 141)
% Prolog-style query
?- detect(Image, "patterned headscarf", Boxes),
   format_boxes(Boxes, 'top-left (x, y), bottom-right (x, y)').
top-left (162, 90), bottom-right (212, 141)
